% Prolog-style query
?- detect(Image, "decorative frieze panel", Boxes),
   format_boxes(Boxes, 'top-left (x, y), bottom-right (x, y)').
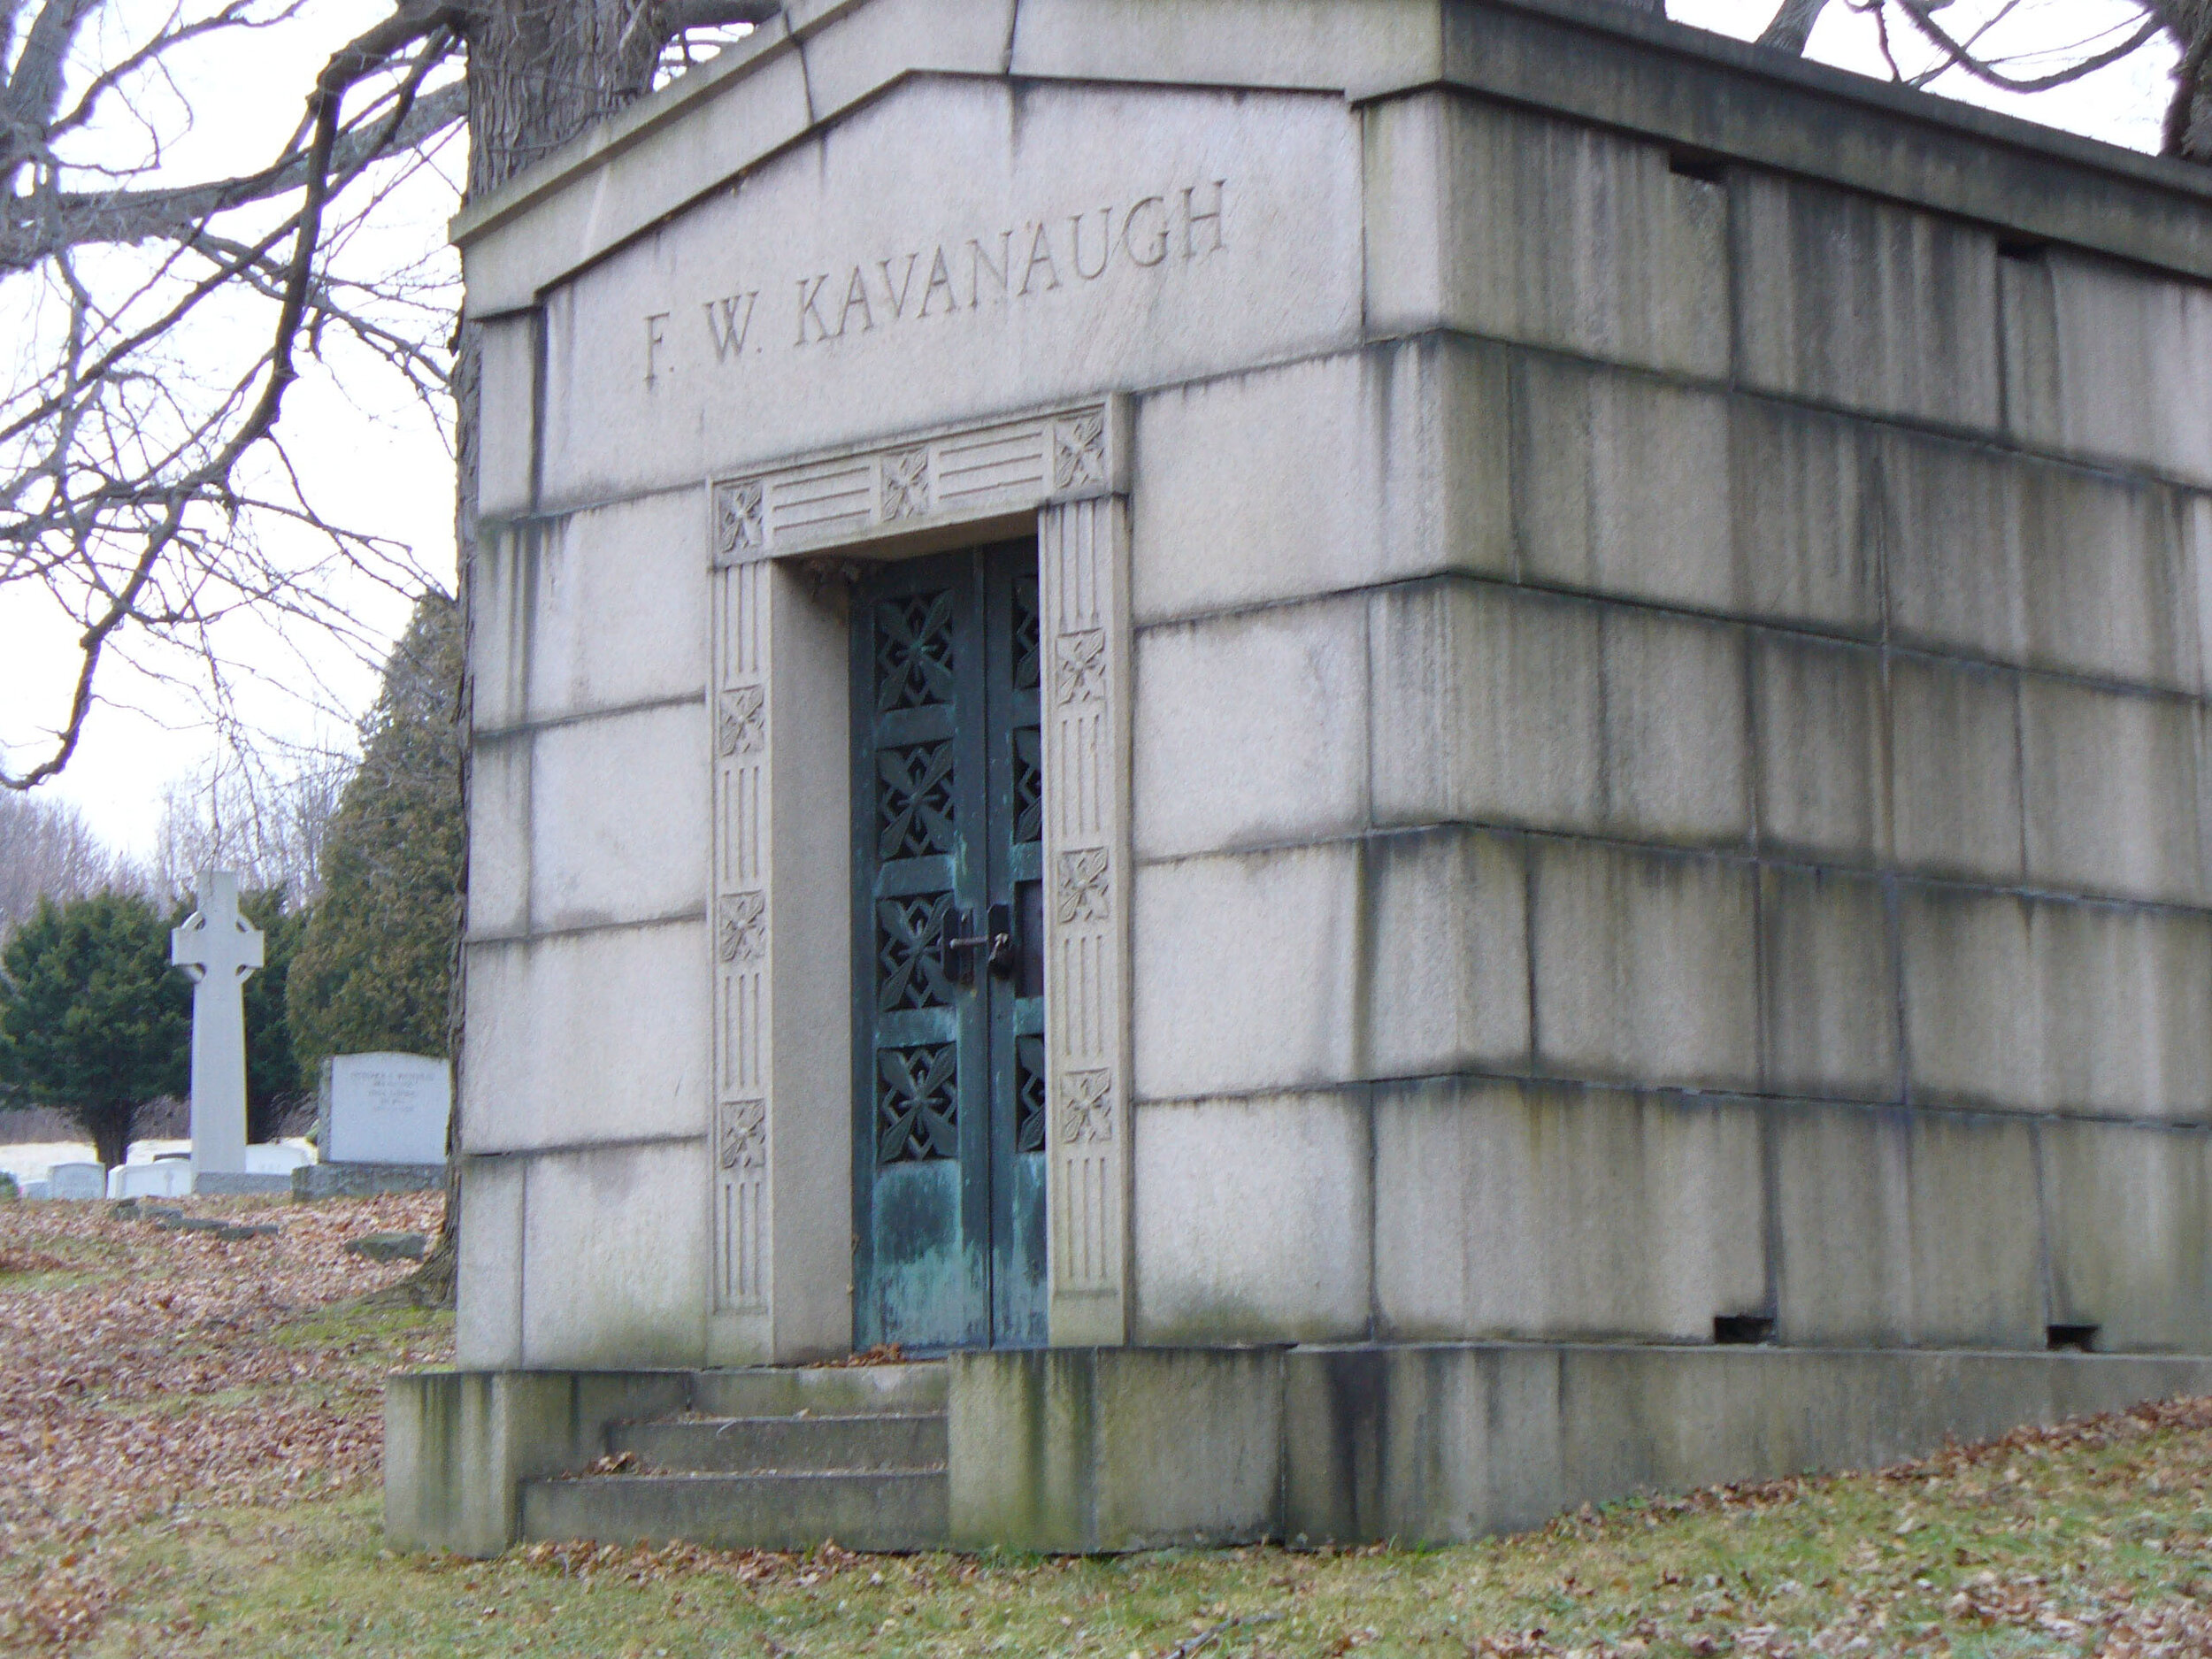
top-left (1039, 494), bottom-right (1133, 1341)
top-left (710, 557), bottom-right (771, 1316)
top-left (717, 1097), bottom-right (767, 1306)
top-left (718, 686), bottom-right (765, 756)
top-left (710, 403), bottom-right (1119, 565)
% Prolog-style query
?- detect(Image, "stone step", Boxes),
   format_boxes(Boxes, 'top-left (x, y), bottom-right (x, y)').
top-left (611, 1411), bottom-right (947, 1475)
top-left (690, 1361), bottom-right (946, 1418)
top-left (519, 1469), bottom-right (948, 1553)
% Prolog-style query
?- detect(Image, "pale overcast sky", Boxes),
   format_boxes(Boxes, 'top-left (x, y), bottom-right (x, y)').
top-left (1, 0), bottom-right (2179, 860)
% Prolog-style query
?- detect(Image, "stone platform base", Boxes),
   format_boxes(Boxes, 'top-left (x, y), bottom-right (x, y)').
top-left (192, 1171), bottom-right (295, 1196)
top-left (385, 1342), bottom-right (2212, 1557)
top-left (294, 1162), bottom-right (445, 1201)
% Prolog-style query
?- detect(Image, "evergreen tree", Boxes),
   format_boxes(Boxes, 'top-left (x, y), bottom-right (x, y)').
top-left (287, 594), bottom-right (464, 1074)
top-left (0, 893), bottom-right (189, 1167)
top-left (240, 888), bottom-right (309, 1143)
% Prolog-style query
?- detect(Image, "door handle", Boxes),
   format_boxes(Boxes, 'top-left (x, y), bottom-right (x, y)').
top-left (943, 903), bottom-right (1015, 984)
top-left (983, 901), bottom-right (1017, 979)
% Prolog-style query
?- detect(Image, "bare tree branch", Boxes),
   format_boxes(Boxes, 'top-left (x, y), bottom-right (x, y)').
top-left (2, 0), bottom-right (780, 795)
top-left (0, 0), bottom-right (104, 180)
top-left (664, 1), bottom-right (781, 29)
top-left (6, 78), bottom-right (468, 273)
top-left (1759, 0), bottom-right (1834, 53)
top-left (1763, 3), bottom-right (2200, 157)
top-left (1888, 1), bottom-right (2165, 94)
top-left (4, 5), bottom-right (465, 789)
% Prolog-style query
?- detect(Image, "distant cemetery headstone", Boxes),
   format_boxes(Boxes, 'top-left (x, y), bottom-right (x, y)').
top-left (46, 1163), bottom-right (105, 1201)
top-left (110, 1162), bottom-right (193, 1201)
top-left (296, 1054), bottom-right (450, 1201)
top-left (322, 1055), bottom-right (450, 1164)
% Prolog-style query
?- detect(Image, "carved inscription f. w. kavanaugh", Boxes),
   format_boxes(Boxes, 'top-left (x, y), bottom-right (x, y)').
top-left (644, 180), bottom-right (1228, 386)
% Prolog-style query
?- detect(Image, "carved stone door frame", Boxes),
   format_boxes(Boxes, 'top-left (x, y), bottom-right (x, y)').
top-left (706, 397), bottom-right (1133, 1362)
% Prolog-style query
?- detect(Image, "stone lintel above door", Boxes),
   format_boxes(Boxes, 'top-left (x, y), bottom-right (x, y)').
top-left (705, 397), bottom-right (1133, 1361)
top-left (710, 400), bottom-right (1129, 569)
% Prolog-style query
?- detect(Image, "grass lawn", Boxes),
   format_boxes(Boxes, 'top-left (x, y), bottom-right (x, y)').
top-left (4, 1195), bottom-right (2212, 1656)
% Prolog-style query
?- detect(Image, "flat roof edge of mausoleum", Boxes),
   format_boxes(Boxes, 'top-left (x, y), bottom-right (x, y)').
top-left (451, 0), bottom-right (2212, 318)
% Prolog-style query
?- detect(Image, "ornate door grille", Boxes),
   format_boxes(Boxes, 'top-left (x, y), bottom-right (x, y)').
top-left (852, 541), bottom-right (1047, 1350)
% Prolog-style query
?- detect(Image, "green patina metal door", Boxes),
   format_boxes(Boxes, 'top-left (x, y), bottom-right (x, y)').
top-left (852, 540), bottom-right (1047, 1351)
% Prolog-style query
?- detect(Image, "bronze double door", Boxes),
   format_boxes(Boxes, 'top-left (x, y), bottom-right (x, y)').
top-left (850, 540), bottom-right (1048, 1351)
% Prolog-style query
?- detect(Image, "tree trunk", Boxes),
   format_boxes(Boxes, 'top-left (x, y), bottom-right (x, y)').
top-left (81, 1101), bottom-right (134, 1172)
top-left (1757, 0), bottom-right (1830, 54)
top-left (410, 1), bottom-right (680, 1309)
top-left (2160, 2), bottom-right (2212, 159)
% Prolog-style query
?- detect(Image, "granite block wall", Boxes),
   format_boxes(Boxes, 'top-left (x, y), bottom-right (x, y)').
top-left (457, 492), bottom-right (717, 1370)
top-left (452, 23), bottom-right (2212, 1371)
top-left (1127, 91), bottom-right (2212, 1355)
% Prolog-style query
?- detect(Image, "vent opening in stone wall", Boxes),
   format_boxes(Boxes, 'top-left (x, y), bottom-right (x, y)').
top-left (2047, 1323), bottom-right (2100, 1352)
top-left (1668, 150), bottom-right (1727, 185)
top-left (1713, 1314), bottom-right (1775, 1346)
top-left (1998, 237), bottom-right (2051, 262)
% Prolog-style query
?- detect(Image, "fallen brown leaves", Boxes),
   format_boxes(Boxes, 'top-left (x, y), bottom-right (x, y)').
top-left (1461, 1395), bottom-right (2212, 1658)
top-left (12, 1187), bottom-right (2212, 1659)
top-left (806, 1341), bottom-right (906, 1368)
top-left (0, 1192), bottom-right (449, 1652)
top-left (0, 1247), bottom-right (73, 1275)
top-left (516, 1536), bottom-right (864, 1589)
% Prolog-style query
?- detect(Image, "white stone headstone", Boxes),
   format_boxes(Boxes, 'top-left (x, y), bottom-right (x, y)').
top-left (322, 1054), bottom-right (450, 1166)
top-left (244, 1143), bottom-right (311, 1174)
top-left (169, 870), bottom-right (264, 1181)
top-left (110, 1162), bottom-right (193, 1200)
top-left (46, 1162), bottom-right (106, 1201)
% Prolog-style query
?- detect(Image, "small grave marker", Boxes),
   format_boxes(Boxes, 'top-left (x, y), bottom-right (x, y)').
top-left (320, 1054), bottom-right (450, 1166)
top-left (109, 1163), bottom-right (193, 1201)
top-left (44, 1163), bottom-right (104, 1201)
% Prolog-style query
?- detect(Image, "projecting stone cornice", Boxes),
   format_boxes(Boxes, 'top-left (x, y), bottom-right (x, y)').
top-left (452, 0), bottom-right (2212, 319)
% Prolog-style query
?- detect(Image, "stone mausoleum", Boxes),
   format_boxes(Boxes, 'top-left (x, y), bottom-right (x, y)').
top-left (391, 0), bottom-right (2212, 1555)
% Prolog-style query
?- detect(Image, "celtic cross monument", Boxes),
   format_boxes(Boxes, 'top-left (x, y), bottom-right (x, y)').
top-left (169, 870), bottom-right (264, 1183)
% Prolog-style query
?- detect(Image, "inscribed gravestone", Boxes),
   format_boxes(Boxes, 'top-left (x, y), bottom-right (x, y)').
top-left (321, 1054), bottom-right (450, 1166)
top-left (110, 1162), bottom-right (193, 1200)
top-left (168, 871), bottom-right (264, 1180)
top-left (46, 1163), bottom-right (105, 1201)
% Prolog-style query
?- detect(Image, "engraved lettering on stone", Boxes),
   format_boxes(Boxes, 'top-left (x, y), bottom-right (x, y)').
top-left (719, 1098), bottom-right (767, 1171)
top-left (970, 231), bottom-right (1012, 309)
top-left (796, 273), bottom-right (833, 344)
top-left (718, 890), bottom-right (767, 963)
top-left (704, 292), bottom-right (759, 362)
top-left (1059, 1069), bottom-right (1115, 1144)
top-left (881, 448), bottom-right (931, 521)
top-left (1053, 413), bottom-right (1108, 492)
top-left (718, 686), bottom-right (765, 757)
top-left (837, 265), bottom-right (876, 335)
top-left (1183, 180), bottom-right (1227, 259)
top-left (1053, 628), bottom-right (1107, 705)
top-left (1019, 222), bottom-right (1064, 296)
top-left (1056, 848), bottom-right (1110, 925)
top-left (919, 247), bottom-right (958, 317)
top-left (1069, 209), bottom-right (1111, 280)
top-left (879, 253), bottom-right (921, 319)
top-left (716, 480), bottom-right (764, 558)
top-left (644, 311), bottom-right (671, 387)
top-left (1122, 197), bottom-right (1168, 267)
top-left (681, 182), bottom-right (1227, 366)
